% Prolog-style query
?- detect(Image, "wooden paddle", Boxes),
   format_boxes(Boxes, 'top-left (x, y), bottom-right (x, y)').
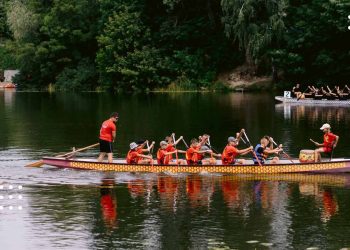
top-left (243, 131), bottom-right (262, 167)
top-left (25, 143), bottom-right (99, 168)
top-left (181, 138), bottom-right (189, 148)
top-left (172, 133), bottom-right (179, 166)
top-left (270, 139), bottom-right (294, 163)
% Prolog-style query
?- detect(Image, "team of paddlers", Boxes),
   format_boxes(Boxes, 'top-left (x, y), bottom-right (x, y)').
top-left (97, 113), bottom-right (339, 165)
top-left (292, 84), bottom-right (350, 100)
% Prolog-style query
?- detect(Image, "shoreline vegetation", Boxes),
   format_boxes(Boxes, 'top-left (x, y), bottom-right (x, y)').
top-left (1, 0), bottom-right (349, 93)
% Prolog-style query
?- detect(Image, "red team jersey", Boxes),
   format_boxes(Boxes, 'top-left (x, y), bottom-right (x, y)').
top-left (99, 119), bottom-right (116, 142)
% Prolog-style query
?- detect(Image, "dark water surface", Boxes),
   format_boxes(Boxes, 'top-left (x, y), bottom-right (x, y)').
top-left (1, 90), bottom-right (350, 249)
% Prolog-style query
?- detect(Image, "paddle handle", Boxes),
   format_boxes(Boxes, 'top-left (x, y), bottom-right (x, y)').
top-left (270, 138), bottom-right (294, 163)
top-left (243, 131), bottom-right (262, 167)
top-left (172, 134), bottom-right (180, 166)
top-left (25, 142), bottom-right (99, 167)
top-left (57, 143), bottom-right (100, 157)
top-left (182, 138), bottom-right (189, 148)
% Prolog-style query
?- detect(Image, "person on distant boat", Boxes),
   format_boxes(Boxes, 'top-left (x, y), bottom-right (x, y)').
top-left (222, 135), bottom-right (253, 165)
top-left (310, 123), bottom-right (339, 162)
top-left (253, 136), bottom-right (283, 165)
top-left (157, 141), bottom-right (186, 165)
top-left (186, 138), bottom-right (213, 165)
top-left (303, 86), bottom-right (315, 98)
top-left (164, 134), bottom-right (187, 164)
top-left (292, 84), bottom-right (302, 98)
top-left (126, 141), bottom-right (154, 164)
top-left (335, 86), bottom-right (349, 99)
top-left (97, 112), bottom-right (119, 163)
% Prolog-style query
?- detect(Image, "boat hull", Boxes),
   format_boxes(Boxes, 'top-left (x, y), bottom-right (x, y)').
top-left (42, 157), bottom-right (350, 174)
top-left (275, 96), bottom-right (350, 105)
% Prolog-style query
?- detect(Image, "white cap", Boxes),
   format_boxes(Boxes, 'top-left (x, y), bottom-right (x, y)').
top-left (320, 123), bottom-right (331, 130)
top-left (129, 142), bottom-right (138, 150)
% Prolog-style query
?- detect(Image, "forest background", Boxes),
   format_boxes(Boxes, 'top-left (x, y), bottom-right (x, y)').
top-left (0, 0), bottom-right (349, 92)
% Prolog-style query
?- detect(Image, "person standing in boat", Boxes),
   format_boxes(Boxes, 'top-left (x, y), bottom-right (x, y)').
top-left (126, 141), bottom-right (154, 164)
top-left (97, 112), bottom-right (119, 163)
top-left (222, 136), bottom-right (253, 165)
top-left (310, 123), bottom-right (339, 162)
top-left (253, 136), bottom-right (283, 164)
top-left (157, 141), bottom-right (186, 165)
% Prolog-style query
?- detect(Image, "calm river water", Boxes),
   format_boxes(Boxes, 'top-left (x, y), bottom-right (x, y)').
top-left (1, 90), bottom-right (350, 249)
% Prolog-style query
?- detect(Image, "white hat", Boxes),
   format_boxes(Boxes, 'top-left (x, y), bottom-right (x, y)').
top-left (320, 123), bottom-right (331, 130)
top-left (129, 142), bottom-right (138, 150)
top-left (160, 141), bottom-right (167, 146)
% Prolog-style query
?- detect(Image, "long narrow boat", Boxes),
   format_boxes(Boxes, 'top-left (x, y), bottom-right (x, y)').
top-left (275, 96), bottom-right (350, 105)
top-left (42, 157), bottom-right (350, 174)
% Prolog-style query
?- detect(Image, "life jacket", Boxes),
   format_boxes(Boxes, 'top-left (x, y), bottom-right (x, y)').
top-left (166, 144), bottom-right (175, 161)
top-left (186, 146), bottom-right (200, 164)
top-left (126, 150), bottom-right (139, 164)
top-left (253, 144), bottom-right (267, 164)
top-left (157, 148), bottom-right (166, 164)
top-left (222, 145), bottom-right (238, 164)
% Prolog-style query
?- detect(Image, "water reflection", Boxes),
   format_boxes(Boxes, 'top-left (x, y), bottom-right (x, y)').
top-left (275, 103), bottom-right (349, 125)
top-left (100, 178), bottom-right (117, 230)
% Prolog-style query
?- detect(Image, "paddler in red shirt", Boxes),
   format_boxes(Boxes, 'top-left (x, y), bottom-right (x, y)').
top-left (126, 141), bottom-right (154, 164)
top-left (157, 141), bottom-right (186, 165)
top-left (311, 123), bottom-right (339, 162)
top-left (164, 134), bottom-right (187, 165)
top-left (186, 138), bottom-right (213, 165)
top-left (222, 135), bottom-right (253, 165)
top-left (97, 112), bottom-right (119, 163)
top-left (194, 134), bottom-right (221, 164)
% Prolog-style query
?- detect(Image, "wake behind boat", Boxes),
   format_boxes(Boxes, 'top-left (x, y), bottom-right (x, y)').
top-left (42, 156), bottom-right (350, 174)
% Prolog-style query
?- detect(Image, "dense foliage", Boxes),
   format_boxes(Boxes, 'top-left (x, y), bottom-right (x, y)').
top-left (0, 0), bottom-right (349, 91)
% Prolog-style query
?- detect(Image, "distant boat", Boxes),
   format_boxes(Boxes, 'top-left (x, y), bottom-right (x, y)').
top-left (275, 96), bottom-right (350, 105)
top-left (0, 82), bottom-right (16, 89)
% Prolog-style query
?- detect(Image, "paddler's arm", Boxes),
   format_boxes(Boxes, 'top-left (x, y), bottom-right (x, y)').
top-left (264, 147), bottom-right (283, 155)
top-left (268, 137), bottom-right (274, 150)
top-left (235, 129), bottom-right (245, 145)
top-left (333, 135), bottom-right (339, 148)
top-left (137, 153), bottom-right (153, 160)
top-left (177, 150), bottom-right (186, 154)
top-left (310, 138), bottom-right (323, 147)
top-left (164, 150), bottom-right (177, 156)
top-left (112, 131), bottom-right (116, 142)
top-left (237, 146), bottom-right (253, 155)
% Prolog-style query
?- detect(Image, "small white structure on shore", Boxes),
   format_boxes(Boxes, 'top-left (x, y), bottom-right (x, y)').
top-left (4, 70), bottom-right (19, 82)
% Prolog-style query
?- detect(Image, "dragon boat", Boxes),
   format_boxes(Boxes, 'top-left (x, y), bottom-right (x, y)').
top-left (42, 157), bottom-right (350, 174)
top-left (275, 96), bottom-right (350, 105)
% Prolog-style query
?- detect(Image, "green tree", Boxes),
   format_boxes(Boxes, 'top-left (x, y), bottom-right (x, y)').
top-left (271, 0), bottom-right (350, 83)
top-left (221, 0), bottom-right (287, 72)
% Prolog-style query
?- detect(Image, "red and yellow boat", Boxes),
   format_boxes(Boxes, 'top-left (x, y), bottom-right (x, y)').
top-left (42, 157), bottom-right (350, 174)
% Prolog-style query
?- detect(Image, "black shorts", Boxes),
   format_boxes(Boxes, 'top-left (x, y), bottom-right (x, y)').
top-left (99, 139), bottom-right (113, 153)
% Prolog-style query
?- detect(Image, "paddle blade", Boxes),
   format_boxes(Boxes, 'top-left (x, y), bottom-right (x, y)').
top-left (25, 160), bottom-right (44, 168)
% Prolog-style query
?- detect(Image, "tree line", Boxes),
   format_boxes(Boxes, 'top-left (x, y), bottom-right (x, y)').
top-left (0, 0), bottom-right (349, 91)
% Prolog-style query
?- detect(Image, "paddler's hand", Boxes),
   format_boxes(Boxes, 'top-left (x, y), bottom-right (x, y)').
top-left (241, 128), bottom-right (245, 133)
top-left (278, 144), bottom-right (283, 148)
top-left (206, 150), bottom-right (213, 154)
top-left (249, 146), bottom-right (253, 151)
